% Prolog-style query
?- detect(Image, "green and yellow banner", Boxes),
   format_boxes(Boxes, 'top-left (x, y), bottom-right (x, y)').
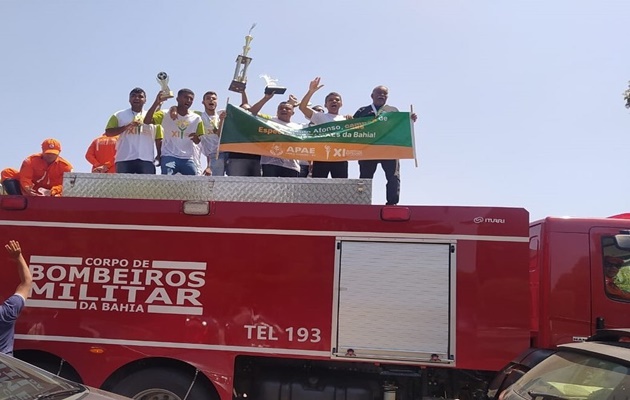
top-left (219, 104), bottom-right (414, 161)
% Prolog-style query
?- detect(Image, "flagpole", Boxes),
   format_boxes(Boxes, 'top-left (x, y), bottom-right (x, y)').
top-left (410, 105), bottom-right (418, 168)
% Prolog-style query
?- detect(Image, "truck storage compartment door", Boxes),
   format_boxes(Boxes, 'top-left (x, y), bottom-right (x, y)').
top-left (334, 240), bottom-right (453, 362)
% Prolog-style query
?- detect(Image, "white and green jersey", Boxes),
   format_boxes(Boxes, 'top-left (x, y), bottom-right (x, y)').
top-left (153, 110), bottom-right (205, 159)
top-left (106, 108), bottom-right (163, 163)
top-left (106, 108), bottom-right (145, 129)
top-left (195, 110), bottom-right (222, 157)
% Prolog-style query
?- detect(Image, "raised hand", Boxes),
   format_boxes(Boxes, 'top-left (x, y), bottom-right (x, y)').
top-left (309, 77), bottom-right (324, 92)
top-left (287, 94), bottom-right (299, 106)
top-left (5, 240), bottom-right (22, 259)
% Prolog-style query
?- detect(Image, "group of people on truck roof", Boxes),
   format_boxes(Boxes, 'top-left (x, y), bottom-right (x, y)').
top-left (0, 78), bottom-right (417, 205)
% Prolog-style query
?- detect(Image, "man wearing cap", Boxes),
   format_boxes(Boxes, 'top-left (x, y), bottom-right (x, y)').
top-left (0, 138), bottom-right (73, 196)
top-left (105, 87), bottom-right (163, 174)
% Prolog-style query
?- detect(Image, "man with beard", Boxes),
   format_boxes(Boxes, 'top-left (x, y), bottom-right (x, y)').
top-left (353, 86), bottom-right (417, 205)
top-left (105, 87), bottom-right (163, 174)
top-left (144, 89), bottom-right (205, 175)
top-left (299, 77), bottom-right (349, 178)
top-left (249, 93), bottom-right (301, 177)
top-left (195, 91), bottom-right (227, 176)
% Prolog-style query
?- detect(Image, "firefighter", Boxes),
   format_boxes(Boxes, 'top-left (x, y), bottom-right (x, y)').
top-left (85, 133), bottom-right (118, 173)
top-left (0, 240), bottom-right (32, 355)
top-left (1, 138), bottom-right (73, 196)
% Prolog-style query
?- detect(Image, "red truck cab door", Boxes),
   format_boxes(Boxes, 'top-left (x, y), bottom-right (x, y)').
top-left (589, 227), bottom-right (630, 331)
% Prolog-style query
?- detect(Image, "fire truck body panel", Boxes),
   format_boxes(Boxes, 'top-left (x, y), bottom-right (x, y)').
top-left (530, 217), bottom-right (630, 350)
top-left (0, 190), bottom-right (531, 399)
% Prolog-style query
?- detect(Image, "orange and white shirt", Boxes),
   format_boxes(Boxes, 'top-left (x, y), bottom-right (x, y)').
top-left (85, 134), bottom-right (118, 173)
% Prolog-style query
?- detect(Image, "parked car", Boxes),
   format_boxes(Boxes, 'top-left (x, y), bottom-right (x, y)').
top-left (0, 352), bottom-right (130, 400)
top-left (497, 329), bottom-right (630, 400)
top-left (487, 347), bottom-right (557, 400)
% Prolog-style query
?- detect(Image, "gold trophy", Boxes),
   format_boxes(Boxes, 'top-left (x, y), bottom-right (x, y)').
top-left (156, 71), bottom-right (174, 99)
top-left (260, 74), bottom-right (287, 95)
top-left (229, 24), bottom-right (256, 93)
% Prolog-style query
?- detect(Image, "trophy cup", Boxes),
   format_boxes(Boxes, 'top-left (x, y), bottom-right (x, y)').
top-left (260, 74), bottom-right (287, 95)
top-left (156, 71), bottom-right (174, 99)
top-left (229, 24), bottom-right (256, 93)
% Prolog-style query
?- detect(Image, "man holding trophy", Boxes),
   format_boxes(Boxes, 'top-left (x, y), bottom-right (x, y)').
top-left (248, 92), bottom-right (301, 177)
top-left (144, 76), bottom-right (205, 176)
top-left (104, 87), bottom-right (163, 174)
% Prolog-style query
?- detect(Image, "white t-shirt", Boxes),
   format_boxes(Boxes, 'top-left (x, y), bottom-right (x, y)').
top-left (106, 108), bottom-right (161, 163)
top-left (155, 110), bottom-right (204, 159)
top-left (195, 110), bottom-right (222, 157)
top-left (260, 118), bottom-right (302, 172)
top-left (310, 112), bottom-right (346, 125)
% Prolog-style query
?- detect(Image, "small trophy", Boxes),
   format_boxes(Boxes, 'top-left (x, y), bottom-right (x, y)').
top-left (156, 71), bottom-right (174, 99)
top-left (229, 24), bottom-right (256, 93)
top-left (260, 74), bottom-right (287, 95)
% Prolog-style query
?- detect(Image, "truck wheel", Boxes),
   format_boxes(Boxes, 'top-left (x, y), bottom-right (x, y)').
top-left (110, 367), bottom-right (217, 400)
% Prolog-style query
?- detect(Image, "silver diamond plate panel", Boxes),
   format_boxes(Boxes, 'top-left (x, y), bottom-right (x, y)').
top-left (63, 173), bottom-right (372, 204)
top-left (337, 241), bottom-right (452, 361)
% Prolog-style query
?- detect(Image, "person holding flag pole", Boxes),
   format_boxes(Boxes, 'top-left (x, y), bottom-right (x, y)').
top-left (353, 86), bottom-right (418, 206)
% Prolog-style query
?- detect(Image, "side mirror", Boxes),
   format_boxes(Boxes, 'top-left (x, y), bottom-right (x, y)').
top-left (614, 234), bottom-right (630, 250)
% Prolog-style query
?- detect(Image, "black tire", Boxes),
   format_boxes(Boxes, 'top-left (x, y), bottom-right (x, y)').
top-left (110, 367), bottom-right (217, 400)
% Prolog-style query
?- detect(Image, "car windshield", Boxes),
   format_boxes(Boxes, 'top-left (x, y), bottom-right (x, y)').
top-left (510, 351), bottom-right (630, 400)
top-left (0, 355), bottom-right (82, 399)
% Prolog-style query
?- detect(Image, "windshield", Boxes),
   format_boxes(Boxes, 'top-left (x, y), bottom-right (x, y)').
top-left (510, 351), bottom-right (630, 400)
top-left (0, 355), bottom-right (82, 399)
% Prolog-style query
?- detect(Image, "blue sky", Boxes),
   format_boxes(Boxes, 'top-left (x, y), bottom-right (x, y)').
top-left (1, 0), bottom-right (628, 221)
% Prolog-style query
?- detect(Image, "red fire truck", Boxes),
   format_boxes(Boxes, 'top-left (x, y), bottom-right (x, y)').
top-left (0, 174), bottom-right (629, 400)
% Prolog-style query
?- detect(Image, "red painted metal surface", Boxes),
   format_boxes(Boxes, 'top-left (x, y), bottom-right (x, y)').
top-left (530, 217), bottom-right (630, 349)
top-left (0, 196), bottom-right (531, 393)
